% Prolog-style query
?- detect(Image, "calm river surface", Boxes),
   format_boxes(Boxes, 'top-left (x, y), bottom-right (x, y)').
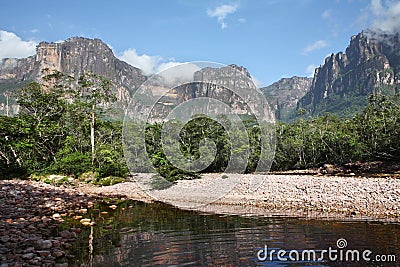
top-left (63, 200), bottom-right (400, 266)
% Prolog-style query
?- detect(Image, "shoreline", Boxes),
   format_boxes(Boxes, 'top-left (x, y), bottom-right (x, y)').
top-left (81, 173), bottom-right (400, 221)
top-left (1, 174), bottom-right (399, 265)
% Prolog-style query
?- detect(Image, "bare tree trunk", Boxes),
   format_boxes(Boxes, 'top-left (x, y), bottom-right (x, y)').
top-left (5, 136), bottom-right (21, 167)
top-left (0, 149), bottom-right (10, 165)
top-left (6, 93), bottom-right (9, 116)
top-left (91, 103), bottom-right (95, 165)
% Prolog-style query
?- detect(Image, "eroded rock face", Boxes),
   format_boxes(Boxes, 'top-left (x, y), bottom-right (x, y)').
top-left (127, 64), bottom-right (275, 123)
top-left (261, 77), bottom-right (312, 121)
top-left (0, 37), bottom-right (147, 115)
top-left (298, 30), bottom-right (400, 117)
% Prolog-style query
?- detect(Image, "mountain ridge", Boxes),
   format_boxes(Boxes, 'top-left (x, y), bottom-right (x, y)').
top-left (261, 76), bottom-right (312, 121)
top-left (297, 30), bottom-right (400, 118)
top-left (0, 37), bottom-right (147, 115)
top-left (1, 30), bottom-right (399, 120)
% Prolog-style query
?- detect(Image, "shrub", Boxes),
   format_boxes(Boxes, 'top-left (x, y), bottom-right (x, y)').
top-left (47, 152), bottom-right (92, 177)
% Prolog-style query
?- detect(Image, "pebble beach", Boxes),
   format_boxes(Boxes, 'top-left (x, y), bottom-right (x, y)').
top-left (1, 173), bottom-right (400, 266)
top-left (86, 173), bottom-right (400, 219)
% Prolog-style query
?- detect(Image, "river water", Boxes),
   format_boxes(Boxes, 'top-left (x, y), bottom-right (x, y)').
top-left (63, 200), bottom-right (399, 266)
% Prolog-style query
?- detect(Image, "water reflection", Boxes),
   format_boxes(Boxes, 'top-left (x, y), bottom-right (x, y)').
top-left (61, 200), bottom-right (400, 266)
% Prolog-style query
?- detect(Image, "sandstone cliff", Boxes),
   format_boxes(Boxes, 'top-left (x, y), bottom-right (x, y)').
top-left (298, 30), bottom-right (400, 117)
top-left (0, 37), bottom-right (147, 115)
top-left (261, 77), bottom-right (312, 121)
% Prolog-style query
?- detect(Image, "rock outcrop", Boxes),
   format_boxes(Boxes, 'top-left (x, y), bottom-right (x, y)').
top-left (0, 37), bottom-right (147, 115)
top-left (261, 77), bottom-right (312, 121)
top-left (298, 30), bottom-right (400, 117)
top-left (131, 64), bottom-right (274, 123)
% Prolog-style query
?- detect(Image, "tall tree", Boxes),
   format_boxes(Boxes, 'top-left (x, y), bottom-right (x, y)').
top-left (76, 72), bottom-right (116, 165)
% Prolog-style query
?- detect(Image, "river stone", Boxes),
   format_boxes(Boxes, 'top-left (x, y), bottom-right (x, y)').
top-left (35, 239), bottom-right (52, 249)
top-left (22, 252), bottom-right (35, 260)
top-left (37, 250), bottom-right (51, 257)
top-left (59, 230), bottom-right (76, 239)
top-left (52, 250), bottom-right (64, 258)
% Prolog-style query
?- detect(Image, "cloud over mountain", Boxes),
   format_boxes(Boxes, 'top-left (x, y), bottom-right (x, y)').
top-left (0, 30), bottom-right (37, 59)
top-left (370, 0), bottom-right (400, 33)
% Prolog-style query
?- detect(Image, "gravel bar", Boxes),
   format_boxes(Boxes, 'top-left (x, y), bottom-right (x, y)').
top-left (83, 173), bottom-right (400, 220)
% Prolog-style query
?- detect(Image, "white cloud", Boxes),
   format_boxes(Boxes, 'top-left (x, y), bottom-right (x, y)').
top-left (118, 49), bottom-right (162, 75)
top-left (156, 61), bottom-right (183, 73)
top-left (207, 4), bottom-right (238, 29)
top-left (371, 0), bottom-right (385, 16)
top-left (30, 29), bottom-right (39, 34)
top-left (306, 64), bottom-right (317, 77)
top-left (303, 40), bottom-right (328, 54)
top-left (118, 49), bottom-right (200, 81)
top-left (238, 18), bottom-right (246, 23)
top-left (157, 62), bottom-right (201, 85)
top-left (369, 0), bottom-right (400, 33)
top-left (0, 30), bottom-right (37, 59)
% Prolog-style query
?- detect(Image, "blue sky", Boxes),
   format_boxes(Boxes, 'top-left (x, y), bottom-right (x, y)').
top-left (1, 0), bottom-right (399, 86)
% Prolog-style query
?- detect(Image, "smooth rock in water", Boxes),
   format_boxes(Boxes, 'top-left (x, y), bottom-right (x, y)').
top-left (79, 208), bottom-right (87, 214)
top-left (52, 213), bottom-right (61, 220)
top-left (109, 205), bottom-right (117, 209)
top-left (79, 218), bottom-right (91, 226)
top-left (55, 263), bottom-right (68, 267)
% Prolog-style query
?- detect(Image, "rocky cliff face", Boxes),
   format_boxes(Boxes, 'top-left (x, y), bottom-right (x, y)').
top-left (261, 77), bottom-right (312, 121)
top-left (133, 64), bottom-right (274, 123)
top-left (0, 37), bottom-right (146, 115)
top-left (173, 64), bottom-right (270, 119)
top-left (298, 31), bottom-right (400, 117)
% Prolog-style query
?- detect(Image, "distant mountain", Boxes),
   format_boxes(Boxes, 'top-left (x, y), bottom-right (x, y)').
top-left (261, 77), bottom-right (312, 121)
top-left (0, 37), bottom-right (146, 115)
top-left (3, 31), bottom-right (399, 121)
top-left (131, 64), bottom-right (275, 123)
top-left (297, 30), bottom-right (400, 118)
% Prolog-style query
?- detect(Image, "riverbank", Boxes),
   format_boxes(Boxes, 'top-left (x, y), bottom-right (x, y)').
top-left (0, 180), bottom-right (125, 267)
top-left (81, 173), bottom-right (400, 220)
top-left (1, 174), bottom-right (399, 265)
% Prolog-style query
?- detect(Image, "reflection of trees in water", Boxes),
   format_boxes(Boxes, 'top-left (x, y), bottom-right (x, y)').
top-left (68, 201), bottom-right (400, 266)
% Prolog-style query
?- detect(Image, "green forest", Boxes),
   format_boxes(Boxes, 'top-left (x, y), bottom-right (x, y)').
top-left (1, 72), bottom-right (400, 182)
